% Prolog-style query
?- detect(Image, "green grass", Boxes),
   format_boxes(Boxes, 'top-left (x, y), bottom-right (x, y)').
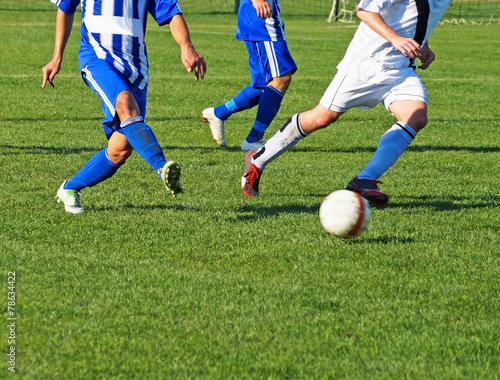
top-left (1, 9), bottom-right (500, 379)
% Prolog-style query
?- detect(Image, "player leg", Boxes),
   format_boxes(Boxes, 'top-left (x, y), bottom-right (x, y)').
top-left (201, 85), bottom-right (263, 147)
top-left (201, 40), bottom-right (266, 147)
top-left (57, 62), bottom-right (179, 213)
top-left (56, 144), bottom-right (123, 214)
top-left (213, 85), bottom-right (264, 121)
top-left (243, 70), bottom-right (388, 198)
top-left (114, 90), bottom-right (182, 197)
top-left (56, 62), bottom-right (136, 213)
top-left (242, 41), bottom-right (297, 151)
top-left (242, 104), bottom-right (341, 197)
top-left (356, 101), bottom-right (426, 180)
top-left (349, 75), bottom-right (427, 206)
top-left (242, 74), bottom-right (291, 150)
top-left (82, 62), bottom-right (172, 180)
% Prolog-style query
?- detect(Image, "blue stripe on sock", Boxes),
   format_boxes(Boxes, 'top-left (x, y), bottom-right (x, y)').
top-left (214, 85), bottom-right (263, 120)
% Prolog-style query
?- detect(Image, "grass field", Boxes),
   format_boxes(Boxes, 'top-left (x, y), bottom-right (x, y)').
top-left (1, 9), bottom-right (499, 379)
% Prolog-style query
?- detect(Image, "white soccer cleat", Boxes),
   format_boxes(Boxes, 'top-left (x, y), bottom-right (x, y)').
top-left (56, 181), bottom-right (84, 214)
top-left (201, 107), bottom-right (227, 147)
top-left (241, 139), bottom-right (265, 152)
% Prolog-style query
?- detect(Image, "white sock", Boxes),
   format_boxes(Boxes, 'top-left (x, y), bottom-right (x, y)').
top-left (252, 113), bottom-right (308, 170)
top-left (358, 122), bottom-right (416, 180)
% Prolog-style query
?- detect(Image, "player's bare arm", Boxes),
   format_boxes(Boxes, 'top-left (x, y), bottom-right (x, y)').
top-left (42, 9), bottom-right (74, 88)
top-left (250, 0), bottom-right (272, 19)
top-left (357, 8), bottom-right (420, 59)
top-left (418, 42), bottom-right (436, 70)
top-left (169, 14), bottom-right (206, 81)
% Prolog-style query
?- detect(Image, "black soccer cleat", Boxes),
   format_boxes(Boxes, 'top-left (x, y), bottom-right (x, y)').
top-left (346, 176), bottom-right (389, 207)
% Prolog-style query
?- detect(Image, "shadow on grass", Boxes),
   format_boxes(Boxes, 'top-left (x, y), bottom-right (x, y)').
top-left (91, 203), bottom-right (196, 212)
top-left (407, 145), bottom-right (500, 153)
top-left (350, 236), bottom-right (417, 245)
top-left (0, 144), bottom-right (100, 155)
top-left (237, 194), bottom-right (499, 222)
top-left (237, 202), bottom-right (321, 221)
top-left (389, 195), bottom-right (500, 211)
top-left (1, 143), bottom-right (499, 156)
top-left (0, 144), bottom-right (244, 155)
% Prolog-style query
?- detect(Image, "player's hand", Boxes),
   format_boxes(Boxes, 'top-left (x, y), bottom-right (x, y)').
top-left (181, 45), bottom-right (206, 81)
top-left (390, 36), bottom-right (420, 59)
top-left (41, 59), bottom-right (61, 88)
top-left (251, 0), bottom-right (272, 19)
top-left (418, 43), bottom-right (435, 70)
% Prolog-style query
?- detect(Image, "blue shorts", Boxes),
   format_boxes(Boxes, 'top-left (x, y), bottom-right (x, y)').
top-left (245, 40), bottom-right (297, 88)
top-left (81, 58), bottom-right (148, 140)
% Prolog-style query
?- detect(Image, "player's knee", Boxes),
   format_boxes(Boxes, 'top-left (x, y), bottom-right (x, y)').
top-left (270, 74), bottom-right (292, 92)
top-left (408, 113), bottom-right (428, 132)
top-left (311, 115), bottom-right (335, 130)
top-left (115, 91), bottom-right (140, 120)
top-left (303, 107), bottom-right (340, 133)
top-left (281, 73), bottom-right (292, 88)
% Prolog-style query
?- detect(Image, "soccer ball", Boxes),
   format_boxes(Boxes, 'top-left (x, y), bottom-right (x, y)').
top-left (319, 190), bottom-right (371, 238)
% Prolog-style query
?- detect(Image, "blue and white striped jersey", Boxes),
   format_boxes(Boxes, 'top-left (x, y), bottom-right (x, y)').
top-left (51, 0), bottom-right (182, 89)
top-left (236, 0), bottom-right (285, 42)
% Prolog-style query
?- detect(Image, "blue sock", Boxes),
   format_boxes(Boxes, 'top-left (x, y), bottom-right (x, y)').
top-left (65, 148), bottom-right (121, 191)
top-left (358, 123), bottom-right (417, 180)
top-left (120, 116), bottom-right (167, 174)
top-left (246, 86), bottom-right (285, 143)
top-left (246, 126), bottom-right (265, 143)
top-left (214, 85), bottom-right (263, 121)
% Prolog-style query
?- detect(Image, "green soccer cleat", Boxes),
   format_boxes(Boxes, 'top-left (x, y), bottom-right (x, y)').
top-left (56, 181), bottom-right (84, 214)
top-left (160, 161), bottom-right (183, 197)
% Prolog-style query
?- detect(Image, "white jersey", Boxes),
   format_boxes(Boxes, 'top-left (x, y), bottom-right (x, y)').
top-left (51, 0), bottom-right (182, 89)
top-left (336, 0), bottom-right (451, 84)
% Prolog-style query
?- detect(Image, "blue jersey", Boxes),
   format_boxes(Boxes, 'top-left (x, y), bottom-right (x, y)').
top-left (51, 0), bottom-right (182, 89)
top-left (236, 0), bottom-right (285, 42)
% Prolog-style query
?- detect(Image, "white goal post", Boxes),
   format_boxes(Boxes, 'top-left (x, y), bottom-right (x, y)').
top-left (328, 0), bottom-right (356, 22)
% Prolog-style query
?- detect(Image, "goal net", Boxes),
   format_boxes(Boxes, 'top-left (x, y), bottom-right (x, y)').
top-left (328, 0), bottom-right (500, 24)
top-left (1, 0), bottom-right (499, 24)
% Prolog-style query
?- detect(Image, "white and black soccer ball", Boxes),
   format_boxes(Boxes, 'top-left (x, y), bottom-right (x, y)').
top-left (319, 190), bottom-right (371, 238)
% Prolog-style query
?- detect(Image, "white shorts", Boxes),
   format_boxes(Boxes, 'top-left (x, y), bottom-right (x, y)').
top-left (319, 70), bottom-right (427, 112)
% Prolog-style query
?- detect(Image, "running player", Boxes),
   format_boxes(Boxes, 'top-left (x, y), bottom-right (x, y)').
top-left (42, 0), bottom-right (206, 214)
top-left (201, 0), bottom-right (297, 151)
top-left (242, 0), bottom-right (451, 206)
